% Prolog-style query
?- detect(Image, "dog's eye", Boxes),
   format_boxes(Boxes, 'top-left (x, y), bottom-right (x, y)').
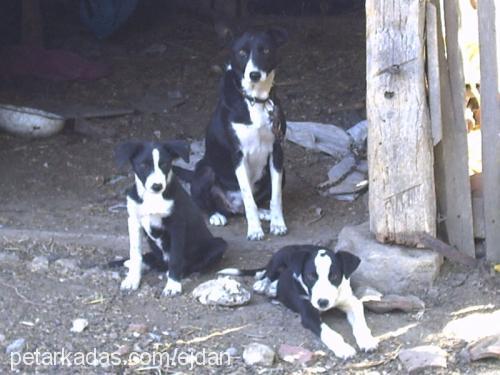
top-left (140, 162), bottom-right (149, 169)
top-left (238, 49), bottom-right (247, 57)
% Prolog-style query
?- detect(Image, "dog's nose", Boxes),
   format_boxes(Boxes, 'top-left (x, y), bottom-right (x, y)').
top-left (317, 299), bottom-right (329, 309)
top-left (151, 183), bottom-right (163, 192)
top-left (249, 71), bottom-right (262, 82)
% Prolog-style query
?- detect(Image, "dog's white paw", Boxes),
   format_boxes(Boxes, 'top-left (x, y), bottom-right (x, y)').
top-left (247, 226), bottom-right (265, 241)
top-left (266, 280), bottom-right (278, 298)
top-left (333, 342), bottom-right (357, 359)
top-left (270, 221), bottom-right (288, 236)
top-left (258, 209), bottom-right (271, 221)
top-left (162, 278), bottom-right (182, 297)
top-left (253, 277), bottom-right (271, 294)
top-left (120, 272), bottom-right (141, 291)
top-left (209, 212), bottom-right (228, 226)
top-left (357, 334), bottom-right (379, 352)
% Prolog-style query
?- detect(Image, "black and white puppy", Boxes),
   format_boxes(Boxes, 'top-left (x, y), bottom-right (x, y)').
top-left (219, 245), bottom-right (378, 358)
top-left (116, 141), bottom-right (227, 296)
top-left (190, 26), bottom-right (289, 241)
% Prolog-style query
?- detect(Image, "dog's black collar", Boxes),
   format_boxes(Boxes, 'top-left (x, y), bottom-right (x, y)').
top-left (239, 89), bottom-right (272, 106)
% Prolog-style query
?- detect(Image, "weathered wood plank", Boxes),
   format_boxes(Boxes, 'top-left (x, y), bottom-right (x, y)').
top-left (432, 0), bottom-right (475, 257)
top-left (478, 0), bottom-right (500, 262)
top-left (426, 2), bottom-right (443, 145)
top-left (366, 0), bottom-right (436, 245)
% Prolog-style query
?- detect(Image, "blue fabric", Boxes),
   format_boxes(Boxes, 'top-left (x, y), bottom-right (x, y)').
top-left (80, 0), bottom-right (139, 39)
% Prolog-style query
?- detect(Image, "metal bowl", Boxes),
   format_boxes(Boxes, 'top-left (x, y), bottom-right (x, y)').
top-left (0, 104), bottom-right (65, 138)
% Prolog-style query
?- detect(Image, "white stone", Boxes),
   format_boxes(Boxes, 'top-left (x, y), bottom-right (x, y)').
top-left (70, 318), bottom-right (89, 333)
top-left (192, 277), bottom-right (251, 306)
top-left (30, 256), bottom-right (49, 272)
top-left (336, 222), bottom-right (443, 294)
top-left (242, 343), bottom-right (275, 366)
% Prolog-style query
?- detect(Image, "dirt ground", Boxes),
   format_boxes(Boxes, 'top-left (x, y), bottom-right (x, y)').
top-left (0, 4), bottom-right (498, 374)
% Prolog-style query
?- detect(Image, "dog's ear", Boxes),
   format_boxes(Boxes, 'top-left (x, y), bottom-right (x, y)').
top-left (336, 251), bottom-right (361, 279)
top-left (267, 27), bottom-right (288, 47)
top-left (163, 140), bottom-right (190, 163)
top-left (115, 141), bottom-right (143, 168)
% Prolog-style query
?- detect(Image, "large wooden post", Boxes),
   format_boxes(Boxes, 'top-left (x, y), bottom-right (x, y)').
top-left (478, 0), bottom-right (500, 262)
top-left (366, 0), bottom-right (436, 245)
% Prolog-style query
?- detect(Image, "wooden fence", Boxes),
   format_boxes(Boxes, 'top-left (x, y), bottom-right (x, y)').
top-left (367, 0), bottom-right (500, 262)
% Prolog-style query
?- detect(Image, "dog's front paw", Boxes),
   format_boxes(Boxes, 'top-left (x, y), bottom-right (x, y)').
top-left (333, 342), bottom-right (357, 360)
top-left (162, 278), bottom-right (182, 297)
top-left (266, 280), bottom-right (278, 298)
top-left (247, 226), bottom-right (265, 241)
top-left (209, 212), bottom-right (228, 226)
top-left (357, 334), bottom-right (379, 352)
top-left (253, 277), bottom-right (271, 294)
top-left (120, 272), bottom-right (141, 291)
top-left (270, 222), bottom-right (288, 236)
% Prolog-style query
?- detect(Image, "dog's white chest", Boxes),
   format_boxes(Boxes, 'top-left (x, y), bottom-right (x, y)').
top-left (232, 102), bottom-right (275, 184)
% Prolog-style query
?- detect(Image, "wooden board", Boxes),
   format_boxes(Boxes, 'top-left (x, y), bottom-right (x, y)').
top-left (366, 0), bottom-right (436, 245)
top-left (432, 0), bottom-right (475, 257)
top-left (478, 0), bottom-right (500, 262)
top-left (426, 2), bottom-right (443, 145)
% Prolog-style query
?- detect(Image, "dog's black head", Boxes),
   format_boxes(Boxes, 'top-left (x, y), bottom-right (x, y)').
top-left (115, 141), bottom-right (189, 195)
top-left (296, 248), bottom-right (360, 312)
top-left (226, 27), bottom-right (288, 98)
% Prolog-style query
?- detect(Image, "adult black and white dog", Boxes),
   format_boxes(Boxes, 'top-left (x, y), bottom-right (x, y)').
top-left (219, 245), bottom-right (378, 358)
top-left (115, 141), bottom-right (227, 296)
top-left (189, 26), bottom-right (289, 241)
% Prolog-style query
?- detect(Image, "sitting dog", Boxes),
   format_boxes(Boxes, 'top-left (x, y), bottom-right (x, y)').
top-left (189, 26), bottom-right (289, 241)
top-left (219, 245), bottom-right (378, 358)
top-left (115, 141), bottom-right (227, 296)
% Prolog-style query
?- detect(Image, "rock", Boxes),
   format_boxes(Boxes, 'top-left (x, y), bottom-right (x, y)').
top-left (54, 258), bottom-right (79, 274)
top-left (324, 171), bottom-right (367, 201)
top-left (70, 318), bottom-right (89, 333)
top-left (30, 256), bottom-right (49, 272)
top-left (127, 323), bottom-right (148, 335)
top-left (355, 160), bottom-right (369, 174)
top-left (242, 343), bottom-right (275, 366)
top-left (347, 120), bottom-right (368, 150)
top-left (192, 277), bottom-right (251, 306)
top-left (6, 338), bottom-right (26, 354)
top-left (0, 333), bottom-right (5, 344)
top-left (327, 155), bottom-right (356, 184)
top-left (286, 121), bottom-right (352, 158)
top-left (465, 335), bottom-right (500, 361)
top-left (278, 344), bottom-right (314, 365)
top-left (367, 294), bottom-right (424, 313)
top-left (443, 310), bottom-right (500, 342)
top-left (336, 222), bottom-right (443, 294)
top-left (114, 344), bottom-right (132, 356)
top-left (399, 345), bottom-right (447, 373)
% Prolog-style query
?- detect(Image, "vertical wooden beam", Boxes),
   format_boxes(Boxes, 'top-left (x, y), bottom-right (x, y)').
top-left (366, 0), bottom-right (436, 245)
top-left (432, 0), bottom-right (475, 257)
top-left (478, 0), bottom-right (500, 262)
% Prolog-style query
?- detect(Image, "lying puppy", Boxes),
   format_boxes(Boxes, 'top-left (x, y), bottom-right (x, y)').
top-left (115, 141), bottom-right (227, 296)
top-left (219, 245), bottom-right (378, 358)
top-left (189, 26), bottom-right (289, 241)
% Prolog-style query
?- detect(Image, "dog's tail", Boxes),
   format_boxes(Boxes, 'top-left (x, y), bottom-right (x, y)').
top-left (106, 252), bottom-right (168, 272)
top-left (172, 166), bottom-right (194, 183)
top-left (218, 267), bottom-right (266, 279)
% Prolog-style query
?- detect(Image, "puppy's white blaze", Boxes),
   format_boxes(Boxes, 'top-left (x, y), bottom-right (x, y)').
top-left (144, 148), bottom-right (167, 193)
top-left (310, 250), bottom-right (338, 310)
